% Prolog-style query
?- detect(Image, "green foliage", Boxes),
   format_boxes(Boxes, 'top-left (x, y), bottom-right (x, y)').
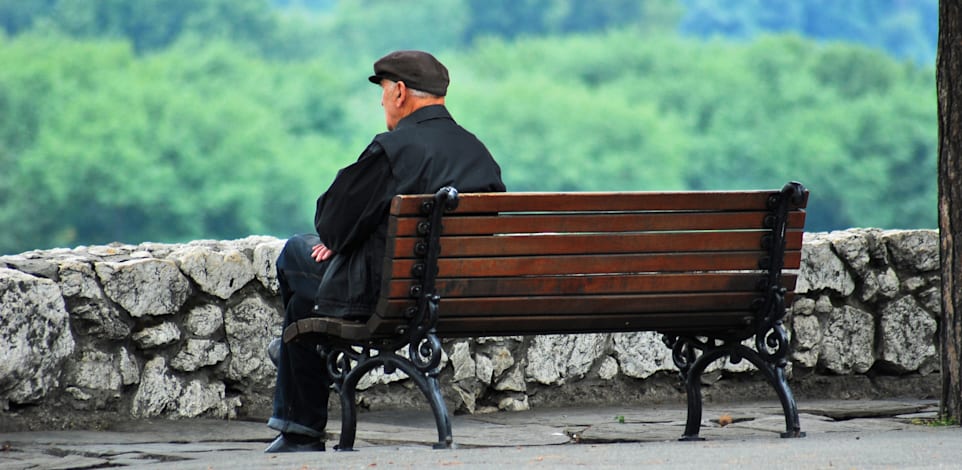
top-left (462, 0), bottom-right (682, 42)
top-left (0, 34), bottom-right (351, 252)
top-left (314, 0), bottom-right (471, 58)
top-left (0, 1), bottom-right (939, 254)
top-left (451, 71), bottom-right (688, 192)
top-left (451, 31), bottom-right (936, 230)
top-left (0, 0), bottom-right (56, 35)
top-left (679, 0), bottom-right (937, 64)
top-left (0, 0), bottom-right (277, 53)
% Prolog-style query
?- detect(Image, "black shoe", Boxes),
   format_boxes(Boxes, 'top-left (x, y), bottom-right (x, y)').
top-left (268, 338), bottom-right (281, 367)
top-left (264, 434), bottom-right (326, 453)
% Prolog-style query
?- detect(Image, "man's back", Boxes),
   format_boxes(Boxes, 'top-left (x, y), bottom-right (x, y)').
top-left (376, 104), bottom-right (505, 197)
top-left (313, 104), bottom-right (504, 320)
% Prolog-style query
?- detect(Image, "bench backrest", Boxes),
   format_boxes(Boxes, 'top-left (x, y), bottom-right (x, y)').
top-left (366, 184), bottom-right (808, 340)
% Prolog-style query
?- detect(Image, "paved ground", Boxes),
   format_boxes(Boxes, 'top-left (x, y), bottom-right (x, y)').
top-left (2, 399), bottom-right (960, 469)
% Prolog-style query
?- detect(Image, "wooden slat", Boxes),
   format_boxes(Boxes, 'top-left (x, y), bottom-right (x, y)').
top-left (379, 211), bottom-right (402, 305)
top-left (372, 292), bottom-right (795, 321)
top-left (391, 190), bottom-right (809, 215)
top-left (391, 251), bottom-right (801, 278)
top-left (367, 312), bottom-right (758, 338)
top-left (393, 211), bottom-right (807, 235)
top-left (380, 292), bottom-right (760, 317)
top-left (284, 317), bottom-right (372, 343)
top-left (390, 230), bottom-right (804, 258)
top-left (387, 273), bottom-right (798, 299)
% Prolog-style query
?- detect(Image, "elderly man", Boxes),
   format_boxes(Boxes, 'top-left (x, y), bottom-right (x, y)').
top-left (266, 50), bottom-right (506, 453)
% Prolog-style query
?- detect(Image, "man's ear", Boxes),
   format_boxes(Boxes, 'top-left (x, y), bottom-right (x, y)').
top-left (395, 81), bottom-right (407, 104)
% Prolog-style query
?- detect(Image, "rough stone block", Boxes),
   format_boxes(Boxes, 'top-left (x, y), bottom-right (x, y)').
top-left (796, 237), bottom-right (855, 296)
top-left (494, 365), bottom-right (526, 392)
top-left (791, 314), bottom-right (822, 369)
top-left (525, 334), bottom-right (606, 385)
top-left (0, 254), bottom-right (60, 280)
top-left (918, 287), bottom-right (941, 316)
top-left (253, 239), bottom-right (285, 294)
top-left (611, 331), bottom-right (674, 379)
top-left (791, 297), bottom-right (816, 316)
top-left (0, 269), bottom-right (75, 404)
top-left (475, 353), bottom-right (495, 385)
top-left (829, 229), bottom-right (874, 275)
top-left (498, 395), bottom-right (530, 411)
top-left (451, 341), bottom-right (476, 382)
top-left (131, 322), bottom-right (181, 349)
top-left (818, 305), bottom-right (875, 374)
top-left (356, 359), bottom-right (410, 390)
top-left (65, 349), bottom-right (123, 392)
top-left (170, 246), bottom-right (254, 300)
top-left (879, 296), bottom-right (937, 373)
top-left (487, 345), bottom-right (515, 379)
top-left (95, 259), bottom-right (190, 317)
top-left (224, 296), bottom-right (282, 385)
top-left (184, 304), bottom-right (224, 337)
top-left (59, 260), bottom-right (131, 339)
top-left (119, 347), bottom-right (140, 386)
top-left (131, 357), bottom-right (181, 418)
top-left (597, 356), bottom-right (619, 380)
top-left (884, 230), bottom-right (939, 273)
top-left (171, 339), bottom-right (230, 372)
top-left (176, 380), bottom-right (239, 419)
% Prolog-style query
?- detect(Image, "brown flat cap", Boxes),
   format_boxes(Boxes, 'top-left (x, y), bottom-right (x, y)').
top-left (368, 50), bottom-right (449, 96)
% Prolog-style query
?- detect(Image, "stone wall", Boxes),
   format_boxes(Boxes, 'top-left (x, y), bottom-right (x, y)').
top-left (0, 229), bottom-right (941, 427)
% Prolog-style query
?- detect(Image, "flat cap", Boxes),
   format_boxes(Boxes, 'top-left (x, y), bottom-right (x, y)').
top-left (368, 50), bottom-right (449, 96)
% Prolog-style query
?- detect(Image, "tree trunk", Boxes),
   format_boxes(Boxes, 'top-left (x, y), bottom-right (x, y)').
top-left (939, 0), bottom-right (962, 422)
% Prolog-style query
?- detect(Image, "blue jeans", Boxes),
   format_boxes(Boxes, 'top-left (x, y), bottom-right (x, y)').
top-left (268, 234), bottom-right (331, 438)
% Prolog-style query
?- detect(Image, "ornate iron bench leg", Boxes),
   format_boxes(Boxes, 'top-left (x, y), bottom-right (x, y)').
top-left (773, 368), bottom-right (804, 438)
top-left (731, 344), bottom-right (805, 438)
top-left (424, 375), bottom-right (453, 449)
top-left (329, 349), bottom-right (452, 451)
top-left (335, 378), bottom-right (360, 452)
top-left (333, 355), bottom-right (402, 451)
top-left (672, 337), bottom-right (805, 440)
top-left (680, 348), bottom-right (727, 441)
top-left (325, 347), bottom-right (368, 452)
top-left (383, 354), bottom-right (453, 449)
top-left (753, 355), bottom-right (805, 438)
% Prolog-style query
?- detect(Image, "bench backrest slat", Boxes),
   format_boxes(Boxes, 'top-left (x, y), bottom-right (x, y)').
top-left (385, 272), bottom-right (797, 298)
top-left (390, 230), bottom-right (803, 257)
top-left (366, 311), bottom-right (764, 338)
top-left (390, 251), bottom-right (801, 278)
top-left (389, 191), bottom-right (805, 214)
top-left (393, 211), bottom-right (807, 235)
top-left (381, 292), bottom-right (791, 315)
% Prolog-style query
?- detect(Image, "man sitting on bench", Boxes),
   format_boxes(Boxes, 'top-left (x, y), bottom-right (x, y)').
top-left (266, 50), bottom-right (506, 453)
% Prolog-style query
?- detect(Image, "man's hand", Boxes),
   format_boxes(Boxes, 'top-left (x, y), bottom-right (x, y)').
top-left (311, 243), bottom-right (335, 262)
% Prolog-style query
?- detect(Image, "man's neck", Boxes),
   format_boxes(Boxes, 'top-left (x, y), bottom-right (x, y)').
top-left (402, 97), bottom-right (445, 118)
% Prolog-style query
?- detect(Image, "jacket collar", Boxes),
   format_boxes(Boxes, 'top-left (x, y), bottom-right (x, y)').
top-left (394, 105), bottom-right (452, 130)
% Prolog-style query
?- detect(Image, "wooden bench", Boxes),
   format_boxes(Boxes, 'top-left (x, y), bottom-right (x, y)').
top-left (284, 181), bottom-right (809, 450)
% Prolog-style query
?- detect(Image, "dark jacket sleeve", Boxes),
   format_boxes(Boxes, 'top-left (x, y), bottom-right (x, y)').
top-left (314, 142), bottom-right (395, 253)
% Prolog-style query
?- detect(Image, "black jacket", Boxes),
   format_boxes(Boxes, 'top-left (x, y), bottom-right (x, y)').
top-left (312, 105), bottom-right (505, 318)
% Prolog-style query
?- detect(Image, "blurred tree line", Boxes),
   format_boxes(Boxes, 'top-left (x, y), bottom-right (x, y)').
top-left (679, 0), bottom-right (938, 64)
top-left (0, 0), bottom-right (938, 254)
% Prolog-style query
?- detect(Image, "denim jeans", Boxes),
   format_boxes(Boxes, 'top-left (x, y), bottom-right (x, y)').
top-left (267, 234), bottom-right (331, 438)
